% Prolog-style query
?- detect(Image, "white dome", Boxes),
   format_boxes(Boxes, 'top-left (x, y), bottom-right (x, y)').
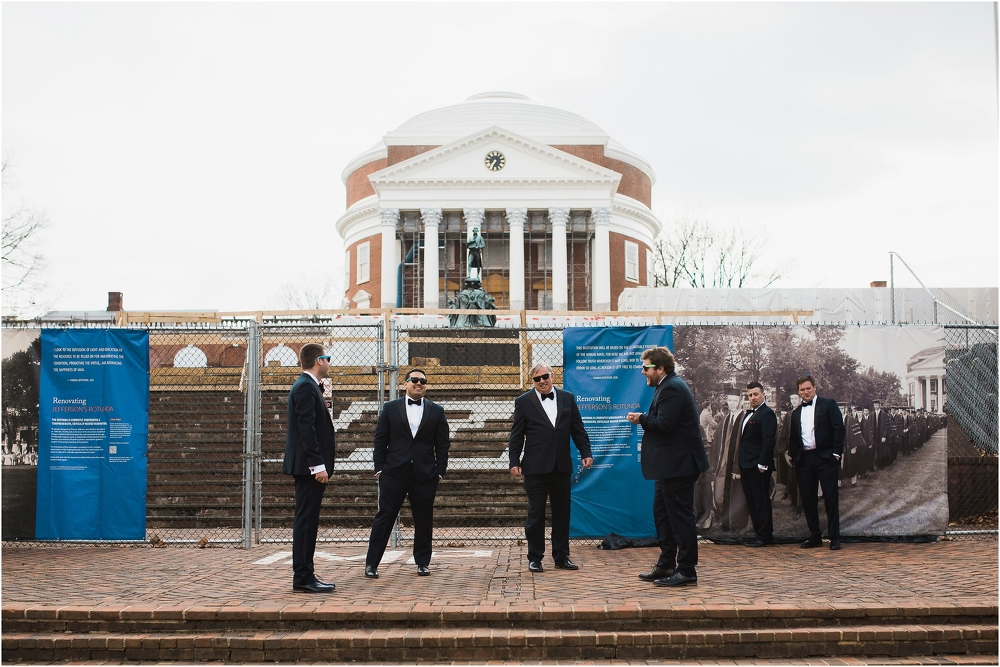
top-left (390, 92), bottom-right (607, 139)
top-left (342, 92), bottom-right (655, 184)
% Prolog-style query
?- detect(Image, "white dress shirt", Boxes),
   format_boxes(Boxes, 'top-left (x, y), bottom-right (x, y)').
top-left (303, 370), bottom-right (328, 476)
top-left (405, 397), bottom-right (424, 438)
top-left (800, 399), bottom-right (816, 451)
top-left (535, 388), bottom-right (558, 427)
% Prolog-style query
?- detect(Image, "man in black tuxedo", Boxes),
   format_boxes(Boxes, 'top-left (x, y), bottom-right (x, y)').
top-left (627, 347), bottom-right (709, 587)
top-left (738, 382), bottom-right (777, 547)
top-left (365, 368), bottom-right (450, 578)
top-left (509, 363), bottom-right (593, 573)
top-left (787, 374), bottom-right (846, 551)
top-left (282, 343), bottom-right (337, 593)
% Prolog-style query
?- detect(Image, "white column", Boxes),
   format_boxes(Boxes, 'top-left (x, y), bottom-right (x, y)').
top-left (549, 207), bottom-right (570, 311)
top-left (591, 207), bottom-right (612, 311)
top-left (506, 208), bottom-right (527, 311)
top-left (379, 208), bottom-right (399, 308)
top-left (462, 208), bottom-right (485, 283)
top-left (420, 208), bottom-right (442, 309)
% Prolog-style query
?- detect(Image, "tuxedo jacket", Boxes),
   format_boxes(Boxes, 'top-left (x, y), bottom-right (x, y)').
top-left (639, 373), bottom-right (709, 481)
top-left (787, 395), bottom-right (846, 464)
top-left (373, 398), bottom-right (450, 482)
top-left (508, 388), bottom-right (592, 475)
top-left (282, 373), bottom-right (336, 476)
top-left (737, 403), bottom-right (778, 471)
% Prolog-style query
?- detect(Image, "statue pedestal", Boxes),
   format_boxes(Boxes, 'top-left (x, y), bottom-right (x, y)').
top-left (447, 279), bottom-right (498, 328)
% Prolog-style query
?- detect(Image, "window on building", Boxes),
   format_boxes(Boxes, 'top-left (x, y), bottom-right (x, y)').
top-left (265, 343), bottom-right (299, 367)
top-left (930, 379), bottom-right (938, 393)
top-left (357, 242), bottom-right (370, 284)
top-left (625, 241), bottom-right (639, 283)
top-left (173, 345), bottom-right (207, 368)
top-left (646, 249), bottom-right (654, 286)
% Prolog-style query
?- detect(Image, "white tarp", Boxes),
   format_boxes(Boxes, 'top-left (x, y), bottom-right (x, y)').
top-left (618, 287), bottom-right (997, 325)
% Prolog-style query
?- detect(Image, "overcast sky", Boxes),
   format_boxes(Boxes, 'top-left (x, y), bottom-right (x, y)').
top-left (3, 2), bottom-right (997, 313)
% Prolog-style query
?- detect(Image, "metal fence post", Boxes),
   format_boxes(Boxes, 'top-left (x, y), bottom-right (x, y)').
top-left (388, 317), bottom-right (400, 548)
top-left (242, 320), bottom-right (261, 549)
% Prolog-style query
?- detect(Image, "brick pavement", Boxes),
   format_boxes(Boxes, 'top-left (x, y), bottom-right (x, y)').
top-left (2, 539), bottom-right (995, 611)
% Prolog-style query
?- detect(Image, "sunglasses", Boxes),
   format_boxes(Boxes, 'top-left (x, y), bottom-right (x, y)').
top-left (406, 377), bottom-right (428, 385)
top-left (314, 355), bottom-right (331, 362)
top-left (531, 373), bottom-right (550, 382)
top-left (641, 364), bottom-right (658, 370)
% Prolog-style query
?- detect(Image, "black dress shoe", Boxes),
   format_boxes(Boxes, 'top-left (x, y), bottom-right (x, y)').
top-left (654, 571), bottom-right (697, 587)
top-left (553, 559), bottom-right (578, 570)
top-left (638, 566), bottom-right (674, 581)
top-left (293, 581), bottom-right (334, 593)
top-left (745, 538), bottom-right (773, 547)
top-left (829, 540), bottom-right (842, 550)
top-left (528, 561), bottom-right (543, 573)
top-left (800, 537), bottom-right (823, 549)
top-left (416, 565), bottom-right (430, 576)
top-left (364, 565), bottom-right (378, 579)
top-left (315, 577), bottom-right (334, 586)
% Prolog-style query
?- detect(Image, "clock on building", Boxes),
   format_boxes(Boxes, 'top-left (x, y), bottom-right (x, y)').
top-left (484, 150), bottom-right (506, 172)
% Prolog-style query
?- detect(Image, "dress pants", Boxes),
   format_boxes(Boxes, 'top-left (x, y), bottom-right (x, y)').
top-left (653, 474), bottom-right (700, 577)
top-left (292, 474), bottom-right (327, 586)
top-left (366, 466), bottom-right (439, 568)
top-left (740, 467), bottom-right (773, 542)
top-left (522, 470), bottom-right (571, 563)
top-left (795, 450), bottom-right (840, 541)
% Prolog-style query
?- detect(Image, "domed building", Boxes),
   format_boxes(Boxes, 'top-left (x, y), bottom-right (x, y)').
top-left (337, 92), bottom-right (661, 312)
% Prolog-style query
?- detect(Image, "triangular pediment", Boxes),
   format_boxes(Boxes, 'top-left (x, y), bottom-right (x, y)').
top-left (368, 127), bottom-right (622, 188)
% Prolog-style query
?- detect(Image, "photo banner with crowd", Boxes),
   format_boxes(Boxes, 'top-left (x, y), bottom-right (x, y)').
top-left (565, 325), bottom-right (949, 540)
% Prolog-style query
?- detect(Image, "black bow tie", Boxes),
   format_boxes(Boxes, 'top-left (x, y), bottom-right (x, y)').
top-left (408, 399), bottom-right (422, 406)
top-left (540, 392), bottom-right (554, 401)
top-left (802, 400), bottom-right (813, 407)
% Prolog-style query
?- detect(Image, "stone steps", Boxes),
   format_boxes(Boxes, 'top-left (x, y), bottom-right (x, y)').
top-left (3, 624), bottom-right (995, 662)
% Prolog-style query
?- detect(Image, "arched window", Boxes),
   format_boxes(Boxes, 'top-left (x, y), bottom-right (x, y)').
top-left (174, 345), bottom-right (208, 368)
top-left (265, 343), bottom-right (299, 367)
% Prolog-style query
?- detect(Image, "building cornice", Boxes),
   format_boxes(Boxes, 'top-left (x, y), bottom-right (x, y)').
top-left (335, 195), bottom-right (380, 238)
top-left (341, 142), bottom-right (388, 185)
top-left (613, 194), bottom-right (662, 237)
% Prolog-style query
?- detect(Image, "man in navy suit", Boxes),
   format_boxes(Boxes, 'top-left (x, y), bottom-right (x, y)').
top-left (509, 363), bottom-right (593, 573)
top-left (364, 368), bottom-right (450, 578)
top-left (738, 382), bottom-right (777, 547)
top-left (787, 374), bottom-right (846, 550)
top-left (627, 347), bottom-right (709, 587)
top-left (282, 343), bottom-right (337, 593)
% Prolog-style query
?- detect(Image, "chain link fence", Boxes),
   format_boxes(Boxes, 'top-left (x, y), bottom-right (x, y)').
top-left (255, 321), bottom-right (384, 545)
top-left (944, 325), bottom-right (998, 532)
top-left (3, 317), bottom-right (996, 546)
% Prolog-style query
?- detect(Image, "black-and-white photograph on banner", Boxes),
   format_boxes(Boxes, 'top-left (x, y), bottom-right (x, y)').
top-left (672, 325), bottom-right (948, 540)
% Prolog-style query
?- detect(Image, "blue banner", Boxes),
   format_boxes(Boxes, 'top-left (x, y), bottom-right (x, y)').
top-left (565, 326), bottom-right (673, 538)
top-left (36, 329), bottom-right (149, 540)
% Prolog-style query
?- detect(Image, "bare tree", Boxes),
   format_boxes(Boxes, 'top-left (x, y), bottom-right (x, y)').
top-left (272, 272), bottom-right (343, 310)
top-left (2, 153), bottom-right (50, 317)
top-left (651, 213), bottom-right (791, 289)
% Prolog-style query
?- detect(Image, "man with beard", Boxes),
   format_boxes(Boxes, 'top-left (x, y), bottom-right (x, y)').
top-left (737, 382), bottom-right (777, 547)
top-left (712, 387), bottom-right (751, 533)
top-left (627, 347), bottom-right (709, 587)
